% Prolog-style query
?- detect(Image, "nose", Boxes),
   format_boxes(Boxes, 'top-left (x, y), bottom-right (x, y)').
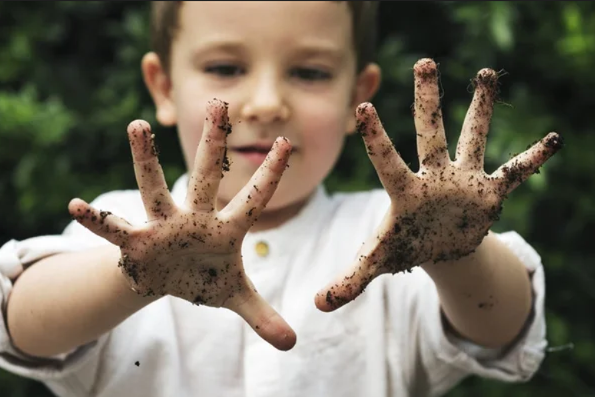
top-left (240, 70), bottom-right (289, 124)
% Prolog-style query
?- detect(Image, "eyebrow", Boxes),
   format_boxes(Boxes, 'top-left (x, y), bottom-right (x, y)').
top-left (291, 45), bottom-right (347, 64)
top-left (190, 39), bottom-right (346, 64)
top-left (190, 39), bottom-right (247, 59)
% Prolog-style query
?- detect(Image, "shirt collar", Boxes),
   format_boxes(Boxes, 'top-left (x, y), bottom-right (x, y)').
top-left (170, 173), bottom-right (331, 260)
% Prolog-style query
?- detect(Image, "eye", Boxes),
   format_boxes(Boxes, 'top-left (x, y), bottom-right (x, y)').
top-left (204, 64), bottom-right (245, 77)
top-left (290, 67), bottom-right (332, 81)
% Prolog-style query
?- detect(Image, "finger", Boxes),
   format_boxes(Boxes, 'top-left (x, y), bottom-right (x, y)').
top-left (314, 257), bottom-right (384, 313)
top-left (413, 58), bottom-right (450, 169)
top-left (221, 137), bottom-right (292, 230)
top-left (455, 69), bottom-right (499, 170)
top-left (315, 208), bottom-right (426, 312)
top-left (68, 198), bottom-right (133, 247)
top-left (314, 225), bottom-right (395, 313)
top-left (491, 132), bottom-right (564, 195)
top-left (186, 99), bottom-right (231, 211)
top-left (356, 103), bottom-right (416, 196)
top-left (226, 279), bottom-right (297, 351)
top-left (127, 120), bottom-right (176, 221)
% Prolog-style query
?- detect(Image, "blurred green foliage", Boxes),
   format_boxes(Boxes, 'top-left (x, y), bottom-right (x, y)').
top-left (0, 1), bottom-right (593, 396)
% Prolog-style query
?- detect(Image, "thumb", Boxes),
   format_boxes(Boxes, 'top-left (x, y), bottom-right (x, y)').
top-left (225, 279), bottom-right (297, 351)
top-left (315, 258), bottom-right (385, 312)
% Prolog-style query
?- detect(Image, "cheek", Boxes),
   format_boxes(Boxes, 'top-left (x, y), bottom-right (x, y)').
top-left (176, 105), bottom-right (207, 170)
top-left (172, 84), bottom-right (217, 169)
top-left (298, 104), bottom-right (349, 165)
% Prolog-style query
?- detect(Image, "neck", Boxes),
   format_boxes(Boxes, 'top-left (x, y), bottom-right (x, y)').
top-left (218, 192), bottom-right (313, 233)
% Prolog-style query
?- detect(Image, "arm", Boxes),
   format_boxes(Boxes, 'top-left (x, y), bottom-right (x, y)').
top-left (7, 244), bottom-right (158, 358)
top-left (420, 231), bottom-right (532, 349)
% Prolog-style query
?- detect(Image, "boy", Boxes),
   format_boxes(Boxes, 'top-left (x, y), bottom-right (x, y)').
top-left (0, 2), bottom-right (562, 396)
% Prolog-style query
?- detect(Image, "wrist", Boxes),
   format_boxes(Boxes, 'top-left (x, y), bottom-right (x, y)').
top-left (420, 231), bottom-right (492, 285)
top-left (103, 245), bottom-right (162, 312)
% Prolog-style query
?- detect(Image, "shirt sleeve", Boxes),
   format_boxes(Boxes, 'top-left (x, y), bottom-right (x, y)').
top-left (0, 190), bottom-right (140, 393)
top-left (414, 231), bottom-right (548, 396)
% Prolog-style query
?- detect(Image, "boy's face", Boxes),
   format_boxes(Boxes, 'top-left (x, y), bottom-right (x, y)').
top-left (143, 1), bottom-right (380, 221)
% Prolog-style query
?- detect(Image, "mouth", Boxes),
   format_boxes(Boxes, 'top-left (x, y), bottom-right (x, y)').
top-left (231, 144), bottom-right (273, 154)
top-left (229, 143), bottom-right (296, 166)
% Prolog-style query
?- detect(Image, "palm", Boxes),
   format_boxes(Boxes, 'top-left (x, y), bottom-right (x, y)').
top-left (116, 208), bottom-right (245, 306)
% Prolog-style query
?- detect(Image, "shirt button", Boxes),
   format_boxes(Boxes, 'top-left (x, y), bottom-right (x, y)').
top-left (255, 241), bottom-right (269, 257)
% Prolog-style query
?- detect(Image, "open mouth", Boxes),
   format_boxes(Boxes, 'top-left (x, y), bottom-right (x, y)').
top-left (233, 145), bottom-right (272, 154)
top-left (231, 144), bottom-right (298, 154)
top-left (230, 143), bottom-right (296, 166)
top-left (230, 144), bottom-right (273, 166)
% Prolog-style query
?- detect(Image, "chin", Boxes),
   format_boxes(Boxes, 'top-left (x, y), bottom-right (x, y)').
top-left (270, 187), bottom-right (317, 211)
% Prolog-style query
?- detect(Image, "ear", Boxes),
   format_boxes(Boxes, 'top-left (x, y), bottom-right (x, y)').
top-left (346, 63), bottom-right (382, 134)
top-left (141, 52), bottom-right (177, 127)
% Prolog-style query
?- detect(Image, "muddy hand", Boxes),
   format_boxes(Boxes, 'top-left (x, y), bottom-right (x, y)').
top-left (315, 58), bottom-right (563, 312)
top-left (69, 99), bottom-right (296, 350)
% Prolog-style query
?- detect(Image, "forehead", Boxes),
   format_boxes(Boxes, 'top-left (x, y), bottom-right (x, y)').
top-left (175, 1), bottom-right (353, 52)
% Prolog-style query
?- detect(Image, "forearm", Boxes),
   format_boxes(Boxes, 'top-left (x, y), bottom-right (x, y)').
top-left (6, 244), bottom-right (160, 358)
top-left (421, 231), bottom-right (533, 349)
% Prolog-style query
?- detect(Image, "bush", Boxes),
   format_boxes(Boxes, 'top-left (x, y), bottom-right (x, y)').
top-left (0, 2), bottom-right (592, 396)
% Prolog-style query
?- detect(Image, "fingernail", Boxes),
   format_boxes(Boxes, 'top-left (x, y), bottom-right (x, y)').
top-left (545, 132), bottom-right (564, 151)
top-left (414, 58), bottom-right (438, 80)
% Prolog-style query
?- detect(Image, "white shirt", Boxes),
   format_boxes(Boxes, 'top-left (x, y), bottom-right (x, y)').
top-left (0, 175), bottom-right (548, 397)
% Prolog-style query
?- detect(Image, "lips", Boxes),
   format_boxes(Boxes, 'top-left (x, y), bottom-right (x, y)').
top-left (230, 142), bottom-right (297, 153)
top-left (229, 143), bottom-right (275, 166)
top-left (231, 144), bottom-right (273, 154)
top-left (229, 141), bottom-right (295, 166)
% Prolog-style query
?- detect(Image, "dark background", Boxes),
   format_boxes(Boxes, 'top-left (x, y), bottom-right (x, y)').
top-left (0, 1), bottom-right (593, 396)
